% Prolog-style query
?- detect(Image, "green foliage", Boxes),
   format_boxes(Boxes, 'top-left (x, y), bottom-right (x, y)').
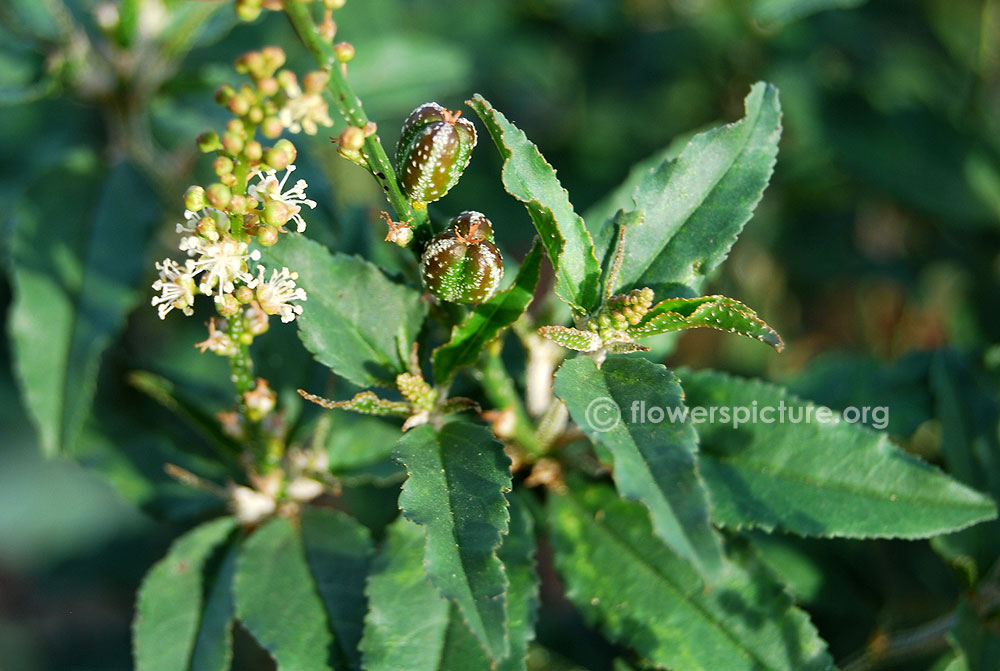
top-left (602, 83), bottom-right (782, 297)
top-left (9, 160), bottom-right (159, 456)
top-left (262, 235), bottom-right (427, 388)
top-left (133, 517), bottom-right (236, 671)
top-left (468, 95), bottom-right (602, 314)
top-left (680, 368), bottom-right (997, 538)
top-left (634, 295), bottom-right (783, 351)
top-left (234, 517), bottom-right (333, 671)
top-left (555, 356), bottom-right (724, 580)
top-left (432, 239), bottom-right (543, 383)
top-left (548, 483), bottom-right (835, 671)
top-left (394, 422), bottom-right (512, 660)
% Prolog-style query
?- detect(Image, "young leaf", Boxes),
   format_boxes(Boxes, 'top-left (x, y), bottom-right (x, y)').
top-left (679, 368), bottom-right (998, 538)
top-left (554, 357), bottom-right (724, 581)
top-left (432, 239), bottom-right (544, 383)
top-left (359, 516), bottom-right (493, 671)
top-left (394, 422), bottom-right (512, 660)
top-left (467, 95), bottom-right (601, 314)
top-left (261, 234), bottom-right (427, 388)
top-left (189, 540), bottom-right (240, 671)
top-left (632, 295), bottom-right (783, 351)
top-left (300, 507), bottom-right (374, 671)
top-left (10, 161), bottom-right (160, 456)
top-left (234, 517), bottom-right (333, 671)
top-left (610, 83), bottom-right (782, 296)
top-left (548, 484), bottom-right (834, 671)
top-left (133, 517), bottom-right (236, 671)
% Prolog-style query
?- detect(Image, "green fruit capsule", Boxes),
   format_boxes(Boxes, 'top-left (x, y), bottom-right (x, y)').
top-left (396, 102), bottom-right (477, 205)
top-left (420, 212), bottom-right (503, 304)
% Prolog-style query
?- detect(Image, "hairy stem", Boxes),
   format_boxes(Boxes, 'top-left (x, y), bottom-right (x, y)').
top-left (283, 1), bottom-right (431, 244)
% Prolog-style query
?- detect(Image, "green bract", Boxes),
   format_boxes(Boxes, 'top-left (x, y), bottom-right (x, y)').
top-left (396, 102), bottom-right (477, 205)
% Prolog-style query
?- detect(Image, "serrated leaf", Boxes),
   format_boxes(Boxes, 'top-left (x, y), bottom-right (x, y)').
top-left (394, 422), bottom-right (512, 660)
top-left (548, 484), bottom-right (834, 671)
top-left (234, 517), bottom-right (332, 671)
top-left (190, 539), bottom-right (239, 671)
top-left (300, 507), bottom-right (374, 671)
top-left (611, 83), bottom-right (782, 296)
top-left (679, 368), bottom-right (998, 538)
top-left (10, 161), bottom-right (160, 456)
top-left (497, 494), bottom-right (540, 671)
top-left (632, 295), bottom-right (783, 351)
top-left (537, 325), bottom-right (603, 352)
top-left (133, 517), bottom-right (236, 671)
top-left (261, 234), bottom-right (426, 388)
top-left (467, 95), bottom-right (601, 314)
top-left (554, 357), bottom-right (724, 580)
top-left (433, 239), bottom-right (543, 383)
top-left (360, 516), bottom-right (494, 671)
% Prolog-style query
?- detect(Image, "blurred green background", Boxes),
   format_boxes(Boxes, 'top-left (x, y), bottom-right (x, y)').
top-left (1, 0), bottom-right (999, 669)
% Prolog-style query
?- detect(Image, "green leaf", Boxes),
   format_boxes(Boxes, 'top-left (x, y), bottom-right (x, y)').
top-left (234, 517), bottom-right (332, 671)
top-left (497, 495), bottom-right (540, 671)
top-left (610, 83), bottom-right (782, 296)
top-left (467, 95), bottom-right (601, 314)
top-left (133, 517), bottom-right (237, 671)
top-left (554, 357), bottom-right (724, 580)
top-left (679, 368), bottom-right (998, 538)
top-left (190, 540), bottom-right (240, 671)
top-left (632, 295), bottom-right (783, 351)
top-left (261, 234), bottom-right (427, 388)
top-left (360, 516), bottom-right (494, 671)
top-left (548, 484), bottom-right (834, 671)
top-left (433, 239), bottom-right (544, 383)
top-left (300, 507), bottom-right (374, 671)
top-left (751, 0), bottom-right (868, 28)
top-left (394, 422), bottom-right (512, 660)
top-left (10, 160), bottom-right (160, 455)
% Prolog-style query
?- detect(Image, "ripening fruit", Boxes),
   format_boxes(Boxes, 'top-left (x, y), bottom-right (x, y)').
top-left (396, 102), bottom-right (477, 205)
top-left (420, 211), bottom-right (503, 304)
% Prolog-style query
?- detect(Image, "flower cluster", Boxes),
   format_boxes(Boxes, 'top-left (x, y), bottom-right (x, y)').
top-left (151, 48), bottom-right (324, 343)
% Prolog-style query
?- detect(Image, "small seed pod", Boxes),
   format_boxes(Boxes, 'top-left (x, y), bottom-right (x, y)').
top-left (420, 212), bottom-right (503, 304)
top-left (396, 102), bottom-right (477, 205)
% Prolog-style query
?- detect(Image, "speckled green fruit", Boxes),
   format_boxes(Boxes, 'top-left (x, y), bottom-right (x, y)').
top-left (420, 212), bottom-right (503, 304)
top-left (396, 102), bottom-right (477, 205)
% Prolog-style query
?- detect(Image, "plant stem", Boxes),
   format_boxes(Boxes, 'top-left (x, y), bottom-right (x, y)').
top-left (283, 1), bottom-right (431, 245)
top-left (841, 611), bottom-right (957, 671)
top-left (478, 342), bottom-right (542, 457)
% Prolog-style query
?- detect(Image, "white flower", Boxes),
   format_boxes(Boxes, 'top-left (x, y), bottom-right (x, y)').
top-left (228, 485), bottom-right (276, 526)
top-left (279, 93), bottom-right (334, 135)
top-left (247, 265), bottom-right (307, 323)
top-left (176, 207), bottom-right (222, 239)
top-left (248, 165), bottom-right (317, 233)
top-left (185, 237), bottom-right (260, 298)
top-left (150, 258), bottom-right (197, 319)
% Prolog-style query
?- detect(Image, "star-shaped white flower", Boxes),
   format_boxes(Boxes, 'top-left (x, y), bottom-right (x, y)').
top-left (247, 264), bottom-right (307, 323)
top-left (248, 165), bottom-right (317, 233)
top-left (151, 258), bottom-right (197, 319)
top-left (183, 236), bottom-right (260, 298)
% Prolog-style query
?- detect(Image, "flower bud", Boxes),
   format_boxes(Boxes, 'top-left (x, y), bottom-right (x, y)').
top-left (213, 156), bottom-right (234, 177)
top-left (222, 131), bottom-right (245, 155)
top-left (236, 285), bottom-right (255, 303)
top-left (338, 126), bottom-right (365, 151)
top-left (206, 183), bottom-right (232, 210)
top-left (333, 42), bottom-right (355, 63)
top-left (196, 217), bottom-right (219, 241)
top-left (261, 116), bottom-right (284, 139)
top-left (215, 85), bottom-right (235, 105)
top-left (229, 194), bottom-right (249, 215)
top-left (324, 0), bottom-right (346, 9)
top-left (257, 225), bottom-right (280, 247)
top-left (197, 131), bottom-right (221, 153)
top-left (217, 293), bottom-right (241, 317)
top-left (396, 102), bottom-right (477, 205)
top-left (303, 70), bottom-right (329, 94)
top-left (235, 0), bottom-right (262, 22)
top-left (260, 46), bottom-right (286, 73)
top-left (275, 138), bottom-right (297, 163)
top-left (184, 185), bottom-right (206, 211)
top-left (261, 201), bottom-right (293, 227)
top-left (244, 140), bottom-right (263, 162)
